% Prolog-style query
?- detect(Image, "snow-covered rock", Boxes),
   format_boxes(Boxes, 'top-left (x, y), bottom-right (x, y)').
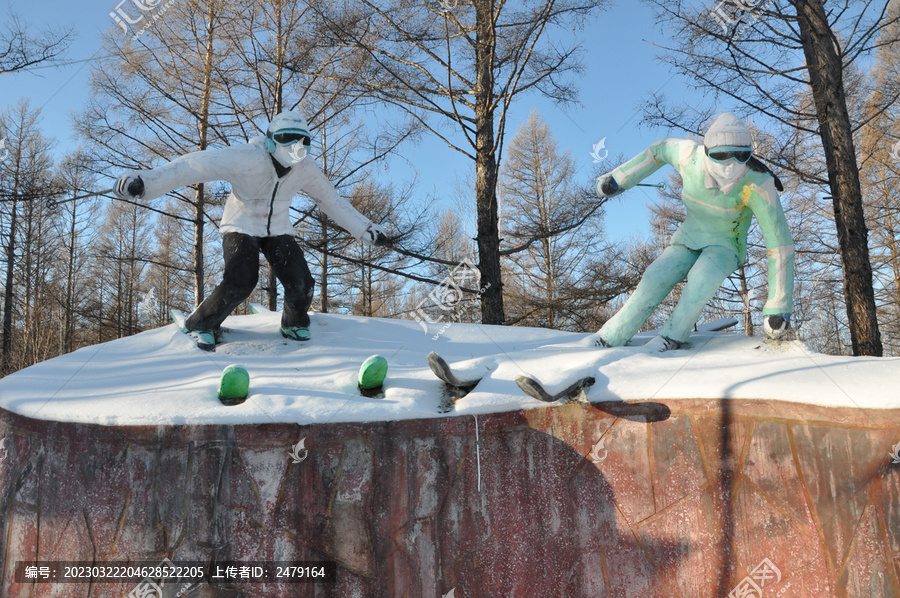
top-left (0, 311), bottom-right (897, 426)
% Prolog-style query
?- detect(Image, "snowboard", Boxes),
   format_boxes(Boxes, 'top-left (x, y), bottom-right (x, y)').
top-left (170, 309), bottom-right (217, 352)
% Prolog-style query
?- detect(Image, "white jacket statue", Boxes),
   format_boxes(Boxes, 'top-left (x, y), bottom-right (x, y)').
top-left (115, 111), bottom-right (386, 349)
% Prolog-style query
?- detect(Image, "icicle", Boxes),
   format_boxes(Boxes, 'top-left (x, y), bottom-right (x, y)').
top-left (474, 414), bottom-right (481, 492)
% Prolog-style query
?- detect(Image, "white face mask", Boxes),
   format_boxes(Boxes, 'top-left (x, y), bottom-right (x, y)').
top-left (272, 142), bottom-right (308, 166)
top-left (705, 154), bottom-right (748, 192)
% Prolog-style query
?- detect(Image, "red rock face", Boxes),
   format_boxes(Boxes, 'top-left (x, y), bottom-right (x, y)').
top-left (1, 399), bottom-right (899, 597)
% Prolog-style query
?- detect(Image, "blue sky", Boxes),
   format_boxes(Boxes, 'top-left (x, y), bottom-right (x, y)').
top-left (0, 0), bottom-right (721, 242)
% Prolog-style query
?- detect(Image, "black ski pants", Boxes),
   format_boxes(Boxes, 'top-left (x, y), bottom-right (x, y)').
top-left (185, 232), bottom-right (314, 332)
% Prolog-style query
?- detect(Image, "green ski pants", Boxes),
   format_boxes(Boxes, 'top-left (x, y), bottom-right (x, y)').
top-left (599, 244), bottom-right (739, 346)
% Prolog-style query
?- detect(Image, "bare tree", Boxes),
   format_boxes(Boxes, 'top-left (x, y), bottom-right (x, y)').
top-left (859, 11), bottom-right (900, 355)
top-left (0, 100), bottom-right (56, 374)
top-left (93, 199), bottom-right (153, 340)
top-left (500, 109), bottom-right (599, 329)
top-left (54, 152), bottom-right (101, 354)
top-left (641, 0), bottom-right (898, 356)
top-left (308, 0), bottom-right (608, 325)
top-left (330, 180), bottom-right (411, 316)
top-left (216, 0), bottom-right (313, 310)
top-left (75, 0), bottom-right (239, 309)
top-left (0, 10), bottom-right (71, 75)
top-left (165, 0), bottom-right (415, 312)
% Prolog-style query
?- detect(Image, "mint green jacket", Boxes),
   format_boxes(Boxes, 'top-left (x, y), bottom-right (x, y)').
top-left (610, 138), bottom-right (794, 315)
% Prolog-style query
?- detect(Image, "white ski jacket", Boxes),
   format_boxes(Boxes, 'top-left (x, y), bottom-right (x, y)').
top-left (135, 138), bottom-right (374, 239)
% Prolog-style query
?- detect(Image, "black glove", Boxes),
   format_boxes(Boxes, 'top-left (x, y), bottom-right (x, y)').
top-left (764, 315), bottom-right (791, 340)
top-left (364, 223), bottom-right (390, 247)
top-left (114, 174), bottom-right (145, 199)
top-left (596, 174), bottom-right (621, 198)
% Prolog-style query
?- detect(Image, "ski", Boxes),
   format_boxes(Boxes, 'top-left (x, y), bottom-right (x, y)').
top-left (695, 317), bottom-right (739, 333)
top-left (248, 303), bottom-right (274, 315)
top-left (636, 316), bottom-right (740, 342)
top-left (427, 352), bottom-right (484, 389)
top-left (169, 308), bottom-right (187, 330)
top-left (169, 309), bottom-right (217, 352)
top-left (427, 352), bottom-right (488, 413)
top-left (515, 374), bottom-right (595, 403)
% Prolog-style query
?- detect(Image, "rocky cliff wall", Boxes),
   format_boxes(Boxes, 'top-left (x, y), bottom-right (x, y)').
top-left (1, 397), bottom-right (899, 597)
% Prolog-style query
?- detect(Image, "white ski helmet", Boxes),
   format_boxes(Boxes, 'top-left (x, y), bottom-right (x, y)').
top-left (265, 111), bottom-right (311, 152)
top-left (703, 112), bottom-right (752, 150)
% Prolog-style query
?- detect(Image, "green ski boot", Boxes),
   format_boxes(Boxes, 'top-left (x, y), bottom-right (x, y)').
top-left (281, 326), bottom-right (310, 341)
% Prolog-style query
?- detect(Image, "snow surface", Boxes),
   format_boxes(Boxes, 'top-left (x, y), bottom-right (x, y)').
top-left (0, 311), bottom-right (897, 426)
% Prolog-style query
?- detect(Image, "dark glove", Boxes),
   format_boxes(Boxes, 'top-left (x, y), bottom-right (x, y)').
top-left (596, 174), bottom-right (621, 198)
top-left (764, 315), bottom-right (790, 340)
top-left (114, 174), bottom-right (145, 199)
top-left (364, 223), bottom-right (390, 247)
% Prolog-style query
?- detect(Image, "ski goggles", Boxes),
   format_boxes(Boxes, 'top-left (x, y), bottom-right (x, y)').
top-left (269, 129), bottom-right (311, 146)
top-left (705, 145), bottom-right (752, 163)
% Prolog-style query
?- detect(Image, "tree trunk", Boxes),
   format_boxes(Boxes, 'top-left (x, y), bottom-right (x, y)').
top-left (320, 219), bottom-right (329, 313)
top-left (22, 201), bottom-right (34, 365)
top-left (193, 185), bottom-right (205, 307)
top-left (738, 265), bottom-right (753, 337)
top-left (192, 0), bottom-right (217, 307)
top-left (267, 0), bottom-right (286, 312)
top-left (63, 201), bottom-right (77, 353)
top-left (474, 0), bottom-right (505, 325)
top-left (2, 194), bottom-right (18, 373)
top-left (794, 0), bottom-right (882, 356)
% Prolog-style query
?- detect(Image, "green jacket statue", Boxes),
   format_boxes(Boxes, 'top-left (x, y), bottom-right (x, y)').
top-left (593, 113), bottom-right (794, 352)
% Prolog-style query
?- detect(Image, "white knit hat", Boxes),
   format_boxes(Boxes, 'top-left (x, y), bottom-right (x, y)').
top-left (703, 113), bottom-right (752, 149)
top-left (267, 110), bottom-right (310, 138)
